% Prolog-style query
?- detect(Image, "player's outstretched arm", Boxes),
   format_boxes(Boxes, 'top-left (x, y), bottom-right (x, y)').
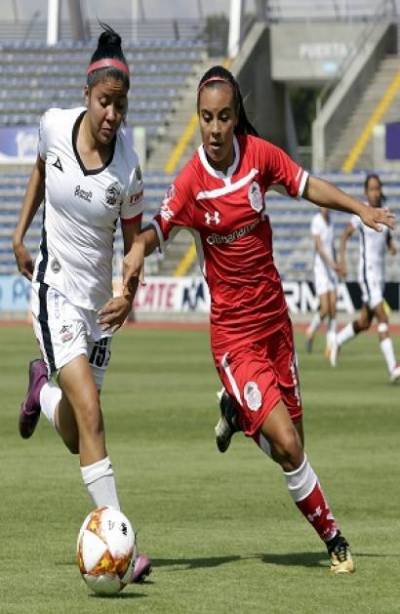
top-left (123, 226), bottom-right (159, 295)
top-left (12, 155), bottom-right (45, 280)
top-left (304, 176), bottom-right (396, 231)
top-left (98, 218), bottom-right (143, 332)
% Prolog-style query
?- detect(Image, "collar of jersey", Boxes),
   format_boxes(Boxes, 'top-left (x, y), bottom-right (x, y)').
top-left (198, 135), bottom-right (240, 181)
top-left (72, 110), bottom-right (117, 176)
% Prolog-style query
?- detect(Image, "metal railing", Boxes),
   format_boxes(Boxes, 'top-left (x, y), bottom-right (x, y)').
top-left (315, 0), bottom-right (397, 113)
top-left (265, 0), bottom-right (398, 22)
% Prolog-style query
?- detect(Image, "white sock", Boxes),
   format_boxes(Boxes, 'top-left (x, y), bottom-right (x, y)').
top-left (283, 454), bottom-right (317, 502)
top-left (307, 312), bottom-right (321, 336)
top-left (327, 318), bottom-right (336, 347)
top-left (40, 381), bottom-right (62, 428)
top-left (337, 322), bottom-right (356, 347)
top-left (380, 338), bottom-right (396, 374)
top-left (81, 456), bottom-right (120, 510)
top-left (328, 318), bottom-right (337, 334)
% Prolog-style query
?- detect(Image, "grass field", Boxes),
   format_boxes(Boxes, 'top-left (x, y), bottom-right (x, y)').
top-left (1, 323), bottom-right (400, 614)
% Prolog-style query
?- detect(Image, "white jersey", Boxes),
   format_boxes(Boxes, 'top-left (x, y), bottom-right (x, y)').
top-left (311, 212), bottom-right (336, 276)
top-left (350, 211), bottom-right (390, 282)
top-left (33, 107), bottom-right (144, 310)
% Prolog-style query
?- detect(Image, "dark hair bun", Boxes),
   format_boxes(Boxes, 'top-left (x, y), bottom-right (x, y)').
top-left (97, 22), bottom-right (122, 52)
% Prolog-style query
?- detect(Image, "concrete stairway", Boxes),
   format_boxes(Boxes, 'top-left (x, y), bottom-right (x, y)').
top-left (146, 57), bottom-right (215, 173)
top-left (326, 55), bottom-right (400, 171)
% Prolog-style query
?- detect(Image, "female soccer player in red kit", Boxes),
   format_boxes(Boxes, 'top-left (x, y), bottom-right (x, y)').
top-left (102, 66), bottom-right (395, 574)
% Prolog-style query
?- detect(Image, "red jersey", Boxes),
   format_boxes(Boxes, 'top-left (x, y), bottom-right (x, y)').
top-left (152, 134), bottom-right (308, 350)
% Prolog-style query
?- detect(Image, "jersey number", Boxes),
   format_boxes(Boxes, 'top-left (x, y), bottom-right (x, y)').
top-left (89, 338), bottom-right (111, 368)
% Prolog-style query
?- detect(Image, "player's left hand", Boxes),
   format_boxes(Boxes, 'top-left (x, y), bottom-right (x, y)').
top-left (97, 296), bottom-right (133, 333)
top-left (360, 206), bottom-right (395, 231)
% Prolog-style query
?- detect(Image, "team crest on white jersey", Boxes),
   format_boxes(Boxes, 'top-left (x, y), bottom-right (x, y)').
top-left (105, 181), bottom-right (122, 207)
top-left (244, 381), bottom-right (262, 411)
top-left (204, 211), bottom-right (221, 225)
top-left (248, 181), bottom-right (263, 213)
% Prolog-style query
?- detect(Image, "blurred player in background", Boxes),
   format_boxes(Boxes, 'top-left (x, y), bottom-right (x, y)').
top-left (305, 207), bottom-right (341, 354)
top-left (113, 66), bottom-right (394, 574)
top-left (12, 25), bottom-right (151, 582)
top-left (329, 174), bottom-right (400, 382)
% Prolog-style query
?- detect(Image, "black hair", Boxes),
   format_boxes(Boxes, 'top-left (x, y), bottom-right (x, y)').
top-left (364, 173), bottom-right (386, 203)
top-left (87, 23), bottom-right (129, 90)
top-left (197, 65), bottom-right (258, 136)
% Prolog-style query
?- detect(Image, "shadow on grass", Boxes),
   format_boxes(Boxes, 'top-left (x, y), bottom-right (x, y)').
top-left (152, 555), bottom-right (242, 571)
top-left (89, 592), bottom-right (146, 600)
top-left (260, 551), bottom-right (328, 569)
top-left (260, 550), bottom-right (394, 569)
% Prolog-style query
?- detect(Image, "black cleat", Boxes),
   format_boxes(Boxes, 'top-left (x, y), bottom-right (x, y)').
top-left (214, 389), bottom-right (240, 453)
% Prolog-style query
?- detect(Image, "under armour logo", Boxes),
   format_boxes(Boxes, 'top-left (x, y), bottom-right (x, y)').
top-left (307, 506), bottom-right (322, 523)
top-left (205, 211), bottom-right (221, 225)
top-left (53, 156), bottom-right (63, 172)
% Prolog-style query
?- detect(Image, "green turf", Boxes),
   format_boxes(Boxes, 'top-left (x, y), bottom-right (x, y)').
top-left (1, 324), bottom-right (400, 614)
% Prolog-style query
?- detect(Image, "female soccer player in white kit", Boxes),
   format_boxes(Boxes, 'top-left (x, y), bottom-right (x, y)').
top-left (329, 174), bottom-right (400, 382)
top-left (12, 25), bottom-right (151, 582)
top-left (305, 208), bottom-right (341, 354)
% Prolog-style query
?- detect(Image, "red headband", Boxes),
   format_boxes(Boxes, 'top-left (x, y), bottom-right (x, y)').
top-left (197, 76), bottom-right (230, 92)
top-left (87, 58), bottom-right (129, 76)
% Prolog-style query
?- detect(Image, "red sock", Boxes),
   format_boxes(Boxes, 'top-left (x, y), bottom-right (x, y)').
top-left (295, 482), bottom-right (338, 542)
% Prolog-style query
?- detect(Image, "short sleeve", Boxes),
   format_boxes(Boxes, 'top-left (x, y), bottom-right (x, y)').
top-left (311, 215), bottom-right (321, 237)
top-left (260, 140), bottom-right (308, 199)
top-left (38, 110), bottom-right (50, 160)
top-left (151, 174), bottom-right (194, 252)
top-left (120, 164), bottom-right (145, 222)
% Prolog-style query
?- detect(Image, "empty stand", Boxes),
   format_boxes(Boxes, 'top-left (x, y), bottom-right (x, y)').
top-left (0, 40), bottom-right (207, 143)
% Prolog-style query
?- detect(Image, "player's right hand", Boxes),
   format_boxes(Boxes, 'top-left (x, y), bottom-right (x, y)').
top-left (123, 243), bottom-right (146, 295)
top-left (360, 205), bottom-right (395, 231)
top-left (13, 242), bottom-right (34, 280)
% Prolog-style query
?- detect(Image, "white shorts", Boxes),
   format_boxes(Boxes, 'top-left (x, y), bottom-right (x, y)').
top-left (31, 282), bottom-right (112, 389)
top-left (314, 266), bottom-right (338, 297)
top-left (359, 272), bottom-right (384, 310)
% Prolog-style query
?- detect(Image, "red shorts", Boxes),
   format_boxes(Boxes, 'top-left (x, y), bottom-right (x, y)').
top-left (213, 318), bottom-right (302, 437)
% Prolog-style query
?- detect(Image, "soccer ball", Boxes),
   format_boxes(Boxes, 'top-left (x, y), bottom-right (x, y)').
top-left (77, 506), bottom-right (136, 595)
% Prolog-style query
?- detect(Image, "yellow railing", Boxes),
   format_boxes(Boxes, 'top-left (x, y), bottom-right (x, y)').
top-left (342, 70), bottom-right (400, 173)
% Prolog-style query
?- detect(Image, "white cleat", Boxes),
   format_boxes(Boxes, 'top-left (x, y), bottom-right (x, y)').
top-left (390, 364), bottom-right (400, 383)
